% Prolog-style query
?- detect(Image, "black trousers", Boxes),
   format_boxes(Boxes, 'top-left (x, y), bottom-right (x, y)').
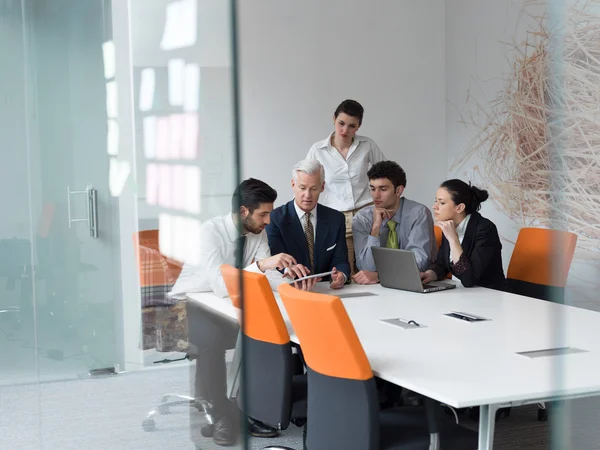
top-left (187, 301), bottom-right (239, 419)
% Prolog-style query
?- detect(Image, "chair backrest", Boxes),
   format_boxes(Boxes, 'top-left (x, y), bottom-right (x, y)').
top-left (507, 227), bottom-right (577, 301)
top-left (220, 264), bottom-right (295, 429)
top-left (133, 230), bottom-right (183, 307)
top-left (136, 229), bottom-right (160, 251)
top-left (279, 283), bottom-right (379, 450)
top-left (434, 226), bottom-right (443, 250)
top-left (220, 263), bottom-right (242, 310)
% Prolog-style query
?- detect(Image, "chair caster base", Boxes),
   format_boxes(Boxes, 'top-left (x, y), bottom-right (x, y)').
top-left (200, 424), bottom-right (214, 438)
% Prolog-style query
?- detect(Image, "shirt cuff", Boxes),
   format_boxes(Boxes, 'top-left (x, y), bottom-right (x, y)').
top-left (367, 235), bottom-right (380, 246)
top-left (450, 253), bottom-right (469, 275)
top-left (245, 261), bottom-right (262, 273)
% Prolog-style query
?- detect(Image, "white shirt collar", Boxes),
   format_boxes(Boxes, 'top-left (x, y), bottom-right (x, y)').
top-left (455, 214), bottom-right (471, 241)
top-left (317, 131), bottom-right (366, 149)
top-left (293, 200), bottom-right (317, 222)
top-left (224, 212), bottom-right (243, 242)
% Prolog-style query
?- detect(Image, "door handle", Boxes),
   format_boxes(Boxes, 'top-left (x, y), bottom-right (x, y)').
top-left (67, 185), bottom-right (99, 238)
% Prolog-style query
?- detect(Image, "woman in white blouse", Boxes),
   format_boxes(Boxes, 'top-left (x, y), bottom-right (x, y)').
top-left (306, 99), bottom-right (386, 273)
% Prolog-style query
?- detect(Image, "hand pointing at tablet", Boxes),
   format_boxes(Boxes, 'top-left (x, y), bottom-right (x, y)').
top-left (283, 264), bottom-right (321, 291)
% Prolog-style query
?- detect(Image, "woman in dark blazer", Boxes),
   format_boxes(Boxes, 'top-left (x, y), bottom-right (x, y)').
top-left (420, 179), bottom-right (507, 291)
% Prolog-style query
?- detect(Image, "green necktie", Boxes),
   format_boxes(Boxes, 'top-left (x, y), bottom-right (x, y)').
top-left (386, 219), bottom-right (399, 249)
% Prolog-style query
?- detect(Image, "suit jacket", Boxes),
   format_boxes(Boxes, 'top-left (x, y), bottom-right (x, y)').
top-left (429, 212), bottom-right (506, 291)
top-left (266, 201), bottom-right (351, 281)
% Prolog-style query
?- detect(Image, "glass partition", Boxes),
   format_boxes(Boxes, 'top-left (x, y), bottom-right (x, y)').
top-left (0, 0), bottom-right (242, 448)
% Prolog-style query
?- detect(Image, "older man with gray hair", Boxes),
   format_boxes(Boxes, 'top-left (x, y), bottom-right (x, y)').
top-left (266, 159), bottom-right (350, 290)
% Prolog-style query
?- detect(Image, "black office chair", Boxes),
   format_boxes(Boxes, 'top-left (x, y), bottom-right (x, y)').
top-left (221, 265), bottom-right (307, 450)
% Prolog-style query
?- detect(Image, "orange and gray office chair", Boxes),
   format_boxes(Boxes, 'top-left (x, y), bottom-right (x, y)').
top-left (132, 231), bottom-right (212, 433)
top-left (506, 227), bottom-right (577, 421)
top-left (434, 226), bottom-right (443, 250)
top-left (279, 284), bottom-right (477, 450)
top-left (507, 227), bottom-right (577, 303)
top-left (221, 265), bottom-right (306, 447)
top-left (433, 227), bottom-right (452, 280)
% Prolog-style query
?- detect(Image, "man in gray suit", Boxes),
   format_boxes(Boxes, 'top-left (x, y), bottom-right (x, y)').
top-left (352, 161), bottom-right (436, 284)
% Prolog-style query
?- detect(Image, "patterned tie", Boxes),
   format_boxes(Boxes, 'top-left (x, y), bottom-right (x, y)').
top-left (386, 220), bottom-right (399, 249)
top-left (234, 235), bottom-right (246, 269)
top-left (304, 212), bottom-right (315, 272)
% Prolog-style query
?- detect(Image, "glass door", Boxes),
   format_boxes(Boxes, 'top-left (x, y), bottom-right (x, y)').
top-left (0, 0), bottom-right (120, 385)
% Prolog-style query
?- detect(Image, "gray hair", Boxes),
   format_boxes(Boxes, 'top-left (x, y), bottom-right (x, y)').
top-left (292, 159), bottom-right (325, 184)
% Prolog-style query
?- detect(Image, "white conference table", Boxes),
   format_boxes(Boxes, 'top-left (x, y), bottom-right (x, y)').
top-left (187, 282), bottom-right (600, 450)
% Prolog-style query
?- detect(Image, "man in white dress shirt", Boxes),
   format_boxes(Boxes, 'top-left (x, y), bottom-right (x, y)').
top-left (170, 178), bottom-right (297, 446)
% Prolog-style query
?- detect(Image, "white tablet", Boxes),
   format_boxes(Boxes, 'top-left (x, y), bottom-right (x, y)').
top-left (291, 271), bottom-right (334, 283)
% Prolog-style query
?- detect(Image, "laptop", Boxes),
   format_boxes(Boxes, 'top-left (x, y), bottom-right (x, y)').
top-left (372, 247), bottom-right (456, 293)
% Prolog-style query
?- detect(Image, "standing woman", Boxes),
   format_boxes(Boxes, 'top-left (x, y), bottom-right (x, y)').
top-left (306, 99), bottom-right (386, 274)
top-left (420, 179), bottom-right (507, 291)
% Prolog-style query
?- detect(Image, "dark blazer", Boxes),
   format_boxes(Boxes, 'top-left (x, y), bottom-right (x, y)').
top-left (430, 212), bottom-right (506, 291)
top-left (266, 201), bottom-right (351, 281)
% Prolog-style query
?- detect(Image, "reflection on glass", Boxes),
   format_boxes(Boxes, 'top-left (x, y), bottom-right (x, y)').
top-left (168, 58), bottom-right (185, 106)
top-left (160, 0), bottom-right (198, 51)
top-left (139, 68), bottom-right (156, 112)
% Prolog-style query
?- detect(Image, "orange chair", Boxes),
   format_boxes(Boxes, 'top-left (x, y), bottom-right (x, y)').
top-left (433, 226), bottom-right (452, 279)
top-left (506, 227), bottom-right (577, 422)
top-left (133, 230), bottom-right (210, 433)
top-left (434, 226), bottom-right (443, 250)
top-left (278, 284), bottom-right (476, 450)
top-left (133, 230), bottom-right (183, 301)
top-left (506, 227), bottom-right (577, 303)
top-left (220, 265), bottom-right (307, 435)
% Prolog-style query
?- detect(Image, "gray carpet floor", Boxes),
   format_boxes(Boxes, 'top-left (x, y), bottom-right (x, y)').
top-left (2, 363), bottom-right (600, 450)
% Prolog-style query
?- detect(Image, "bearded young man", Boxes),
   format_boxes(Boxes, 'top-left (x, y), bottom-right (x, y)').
top-left (170, 178), bottom-right (297, 446)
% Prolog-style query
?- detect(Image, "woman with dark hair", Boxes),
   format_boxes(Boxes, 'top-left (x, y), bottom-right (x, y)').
top-left (306, 99), bottom-right (386, 273)
top-left (420, 179), bottom-right (507, 290)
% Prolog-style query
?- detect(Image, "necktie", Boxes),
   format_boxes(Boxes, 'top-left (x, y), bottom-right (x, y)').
top-left (304, 213), bottom-right (315, 272)
top-left (386, 220), bottom-right (399, 249)
top-left (234, 235), bottom-right (246, 269)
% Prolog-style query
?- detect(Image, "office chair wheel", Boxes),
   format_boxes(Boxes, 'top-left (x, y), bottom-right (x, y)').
top-left (158, 404), bottom-right (170, 415)
top-left (538, 407), bottom-right (548, 421)
top-left (142, 418), bottom-right (156, 432)
top-left (200, 424), bottom-right (214, 438)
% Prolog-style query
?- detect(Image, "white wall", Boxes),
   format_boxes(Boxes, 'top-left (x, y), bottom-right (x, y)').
top-left (445, 0), bottom-right (600, 309)
top-left (445, 0), bottom-right (540, 267)
top-left (238, 0), bottom-right (447, 208)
